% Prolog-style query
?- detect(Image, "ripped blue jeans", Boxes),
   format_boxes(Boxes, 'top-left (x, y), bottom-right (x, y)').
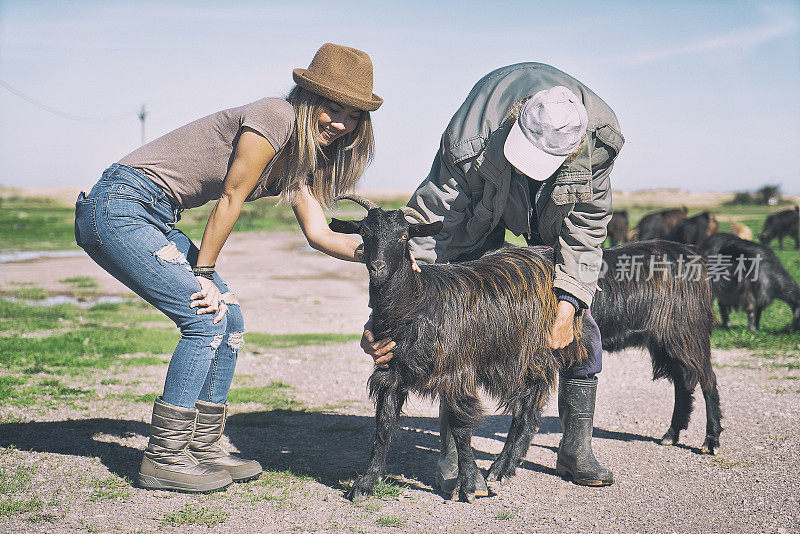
top-left (74, 164), bottom-right (244, 408)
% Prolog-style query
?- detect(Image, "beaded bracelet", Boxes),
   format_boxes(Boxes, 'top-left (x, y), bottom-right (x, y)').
top-left (192, 265), bottom-right (215, 280)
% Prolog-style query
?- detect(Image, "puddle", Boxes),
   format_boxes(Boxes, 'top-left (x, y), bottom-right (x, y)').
top-left (0, 249), bottom-right (85, 265)
top-left (2, 295), bottom-right (126, 308)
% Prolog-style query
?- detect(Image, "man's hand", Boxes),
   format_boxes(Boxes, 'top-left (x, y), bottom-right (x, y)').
top-left (549, 300), bottom-right (577, 349)
top-left (361, 322), bottom-right (395, 368)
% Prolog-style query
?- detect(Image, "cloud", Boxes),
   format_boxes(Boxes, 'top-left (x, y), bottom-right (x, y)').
top-left (620, 20), bottom-right (799, 67)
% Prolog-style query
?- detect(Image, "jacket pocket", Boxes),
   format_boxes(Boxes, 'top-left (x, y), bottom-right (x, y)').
top-left (551, 170), bottom-right (592, 205)
top-left (74, 193), bottom-right (102, 250)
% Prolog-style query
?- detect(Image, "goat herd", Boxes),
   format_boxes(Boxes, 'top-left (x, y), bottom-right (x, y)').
top-left (329, 197), bottom-right (800, 502)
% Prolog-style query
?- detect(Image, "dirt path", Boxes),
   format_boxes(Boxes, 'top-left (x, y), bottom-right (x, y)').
top-left (1, 231), bottom-right (799, 533)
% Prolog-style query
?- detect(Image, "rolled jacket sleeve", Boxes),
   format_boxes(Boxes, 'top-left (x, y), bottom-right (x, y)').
top-left (552, 142), bottom-right (615, 307)
top-left (408, 151), bottom-right (474, 265)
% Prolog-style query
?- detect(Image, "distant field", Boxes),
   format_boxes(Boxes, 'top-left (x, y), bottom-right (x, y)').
top-left (0, 189), bottom-right (410, 250)
top-left (1, 187), bottom-right (798, 353)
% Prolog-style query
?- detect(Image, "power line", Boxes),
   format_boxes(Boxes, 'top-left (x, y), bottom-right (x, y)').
top-left (0, 78), bottom-right (138, 123)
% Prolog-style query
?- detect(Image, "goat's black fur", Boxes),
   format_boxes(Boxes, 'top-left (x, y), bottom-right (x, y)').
top-left (330, 208), bottom-right (591, 502)
top-left (635, 207), bottom-right (687, 241)
top-left (667, 211), bottom-right (718, 249)
top-left (701, 232), bottom-right (800, 332)
top-left (605, 210), bottom-right (629, 247)
top-left (592, 240), bottom-right (722, 453)
top-left (759, 206), bottom-right (799, 250)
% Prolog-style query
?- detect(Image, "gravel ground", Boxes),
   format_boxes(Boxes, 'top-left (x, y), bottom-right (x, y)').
top-left (1, 231), bottom-right (799, 533)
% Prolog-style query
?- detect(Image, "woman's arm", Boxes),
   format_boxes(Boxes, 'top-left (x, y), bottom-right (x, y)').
top-left (196, 127), bottom-right (276, 267)
top-left (190, 127), bottom-right (275, 321)
top-left (292, 185), bottom-right (362, 262)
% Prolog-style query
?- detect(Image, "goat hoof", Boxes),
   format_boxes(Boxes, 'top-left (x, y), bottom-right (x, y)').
top-left (701, 437), bottom-right (719, 455)
top-left (346, 476), bottom-right (375, 502)
top-left (487, 460), bottom-right (516, 485)
top-left (346, 486), bottom-right (367, 502)
top-left (660, 429), bottom-right (677, 446)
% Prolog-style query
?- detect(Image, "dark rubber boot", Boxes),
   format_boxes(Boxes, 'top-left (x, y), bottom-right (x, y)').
top-left (556, 377), bottom-right (614, 487)
top-left (138, 397), bottom-right (233, 493)
top-left (189, 400), bottom-right (262, 482)
top-left (435, 403), bottom-right (489, 497)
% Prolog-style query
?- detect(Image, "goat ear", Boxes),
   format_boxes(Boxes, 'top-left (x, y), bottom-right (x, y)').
top-left (409, 221), bottom-right (443, 238)
top-left (329, 218), bottom-right (362, 234)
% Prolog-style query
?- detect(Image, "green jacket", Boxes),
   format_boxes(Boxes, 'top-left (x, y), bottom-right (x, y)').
top-left (408, 62), bottom-right (624, 306)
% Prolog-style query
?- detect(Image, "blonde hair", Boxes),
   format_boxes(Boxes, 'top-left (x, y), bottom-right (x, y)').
top-left (275, 85), bottom-right (374, 207)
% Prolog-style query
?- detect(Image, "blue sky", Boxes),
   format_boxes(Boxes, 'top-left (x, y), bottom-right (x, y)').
top-left (1, 0), bottom-right (798, 195)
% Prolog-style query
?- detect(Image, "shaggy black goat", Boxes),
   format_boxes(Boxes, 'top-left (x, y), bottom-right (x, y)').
top-left (667, 211), bottom-right (718, 249)
top-left (701, 233), bottom-right (800, 332)
top-left (330, 196), bottom-right (591, 502)
top-left (592, 240), bottom-right (722, 453)
top-left (632, 207), bottom-right (687, 241)
top-left (759, 206), bottom-right (799, 250)
top-left (605, 210), bottom-right (629, 247)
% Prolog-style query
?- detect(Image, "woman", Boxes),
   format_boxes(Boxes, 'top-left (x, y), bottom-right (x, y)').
top-left (74, 43), bottom-right (381, 493)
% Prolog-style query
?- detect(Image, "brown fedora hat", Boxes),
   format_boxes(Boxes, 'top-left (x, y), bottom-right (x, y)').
top-left (293, 43), bottom-right (383, 112)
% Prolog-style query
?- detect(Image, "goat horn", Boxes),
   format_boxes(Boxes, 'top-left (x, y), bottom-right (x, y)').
top-left (400, 206), bottom-right (429, 224)
top-left (334, 194), bottom-right (379, 211)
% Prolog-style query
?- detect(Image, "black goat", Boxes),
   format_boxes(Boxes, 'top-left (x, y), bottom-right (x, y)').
top-left (633, 207), bottom-right (687, 241)
top-left (760, 206), bottom-right (799, 250)
top-left (592, 240), bottom-right (722, 454)
top-left (605, 210), bottom-right (629, 247)
top-left (701, 233), bottom-right (800, 332)
top-left (330, 197), bottom-right (591, 502)
top-left (667, 211), bottom-right (718, 249)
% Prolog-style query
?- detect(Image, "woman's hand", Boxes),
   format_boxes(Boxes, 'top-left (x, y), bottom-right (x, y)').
top-left (190, 276), bottom-right (227, 324)
top-left (361, 319), bottom-right (395, 368)
top-left (548, 300), bottom-right (576, 349)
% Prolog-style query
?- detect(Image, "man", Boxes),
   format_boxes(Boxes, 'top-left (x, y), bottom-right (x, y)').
top-left (362, 62), bottom-right (623, 493)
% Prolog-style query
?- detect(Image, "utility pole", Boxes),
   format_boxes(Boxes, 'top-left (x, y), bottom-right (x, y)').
top-left (138, 104), bottom-right (147, 145)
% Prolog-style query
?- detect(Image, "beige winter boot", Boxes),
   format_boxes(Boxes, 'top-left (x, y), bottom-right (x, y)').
top-left (138, 397), bottom-right (233, 492)
top-left (189, 400), bottom-right (263, 482)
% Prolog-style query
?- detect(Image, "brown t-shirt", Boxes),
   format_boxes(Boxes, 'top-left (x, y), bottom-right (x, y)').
top-left (119, 98), bottom-right (295, 209)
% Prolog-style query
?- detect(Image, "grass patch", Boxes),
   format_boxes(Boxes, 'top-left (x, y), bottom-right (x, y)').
top-left (0, 495), bottom-right (44, 517)
top-left (0, 283), bottom-right (49, 301)
top-left (89, 476), bottom-right (132, 501)
top-left (227, 382), bottom-right (301, 409)
top-left (705, 455), bottom-right (755, 469)
top-left (99, 378), bottom-right (123, 385)
top-left (0, 299), bottom-right (179, 374)
top-left (0, 376), bottom-right (28, 402)
top-left (245, 469), bottom-right (313, 503)
top-left (496, 508), bottom-right (518, 520)
top-left (159, 504), bottom-right (229, 527)
top-left (372, 479), bottom-right (405, 500)
top-left (376, 515), bottom-right (405, 527)
top-left (106, 392), bottom-right (158, 404)
top-left (0, 196), bottom-right (78, 251)
top-left (0, 465), bottom-right (35, 494)
top-left (246, 332), bottom-right (361, 350)
top-left (59, 276), bottom-right (98, 289)
top-left (2, 377), bottom-right (96, 406)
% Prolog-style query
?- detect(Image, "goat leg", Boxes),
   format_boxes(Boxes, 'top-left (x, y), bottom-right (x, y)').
top-left (487, 384), bottom-right (544, 485)
top-left (440, 396), bottom-right (484, 503)
top-left (700, 359), bottom-right (723, 455)
top-left (447, 422), bottom-right (483, 503)
top-left (347, 387), bottom-right (405, 501)
top-left (718, 304), bottom-right (731, 329)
